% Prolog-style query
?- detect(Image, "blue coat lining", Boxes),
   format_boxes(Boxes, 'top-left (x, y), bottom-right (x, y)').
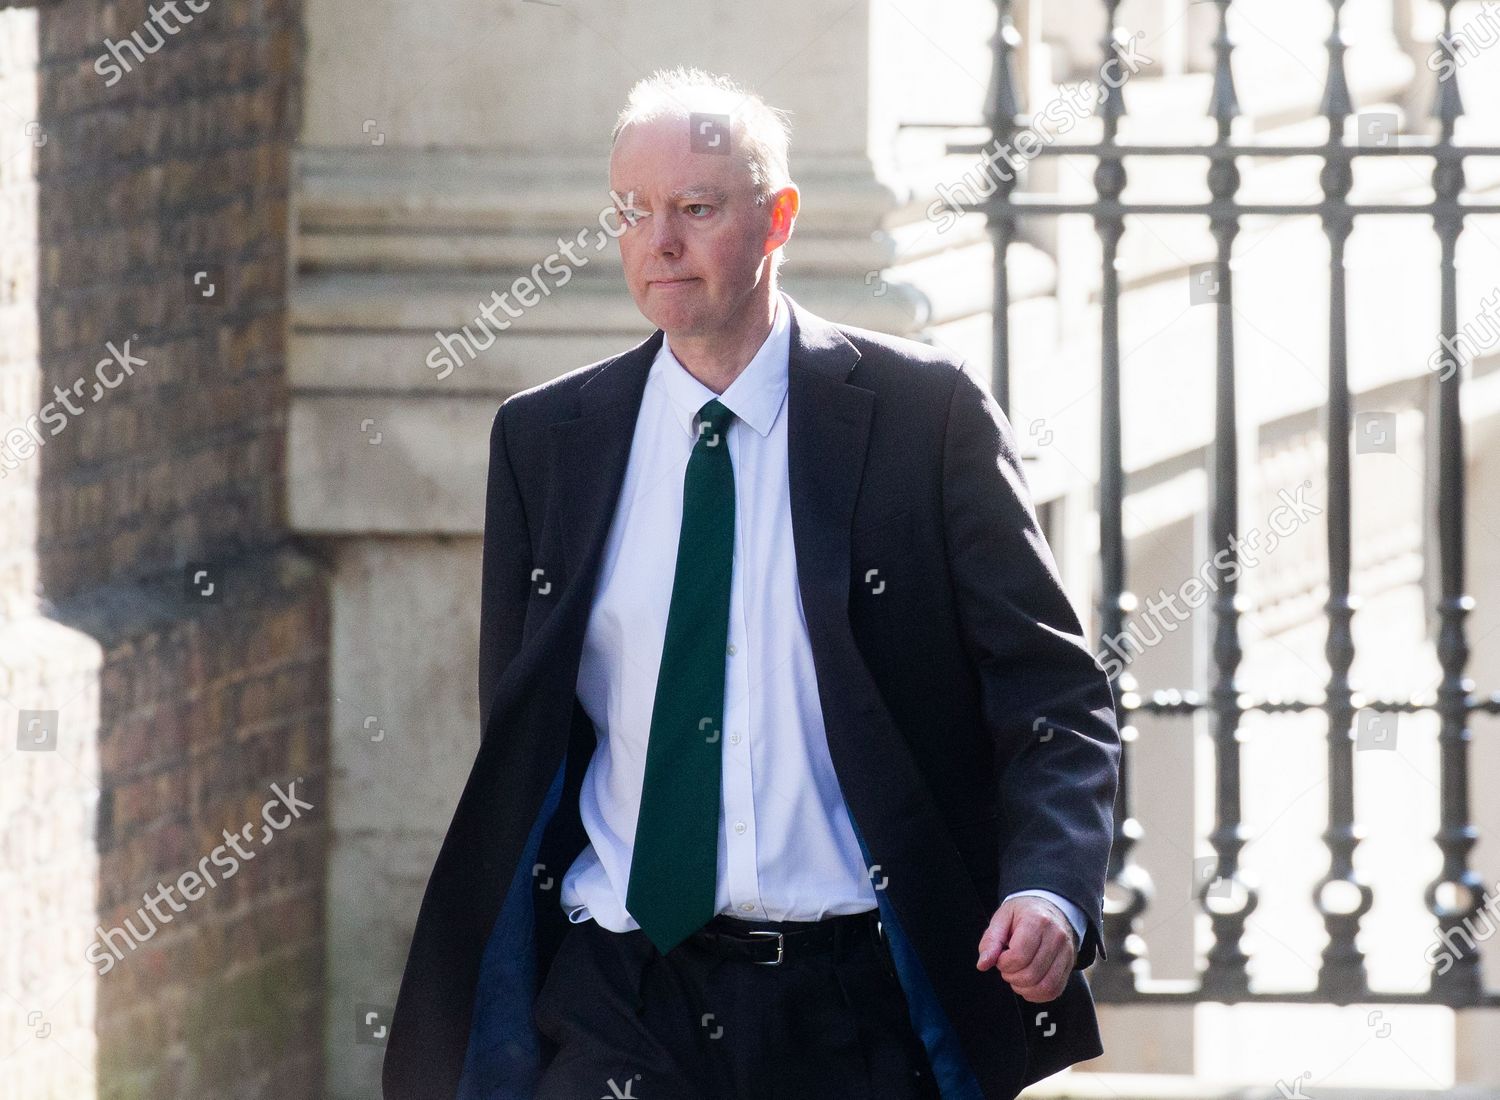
top-left (456, 755), bottom-right (567, 1099)
top-left (845, 814), bottom-right (986, 1100)
top-left (454, 760), bottom-right (988, 1100)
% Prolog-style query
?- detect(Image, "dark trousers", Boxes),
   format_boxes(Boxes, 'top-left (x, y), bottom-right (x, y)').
top-left (533, 913), bottom-right (943, 1099)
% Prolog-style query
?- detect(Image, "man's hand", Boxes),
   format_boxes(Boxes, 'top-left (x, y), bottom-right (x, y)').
top-left (976, 895), bottom-right (1077, 1003)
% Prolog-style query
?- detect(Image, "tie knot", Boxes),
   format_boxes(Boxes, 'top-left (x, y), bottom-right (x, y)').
top-left (695, 398), bottom-right (735, 443)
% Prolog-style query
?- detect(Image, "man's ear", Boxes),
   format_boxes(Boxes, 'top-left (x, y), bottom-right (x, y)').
top-left (765, 185), bottom-right (800, 256)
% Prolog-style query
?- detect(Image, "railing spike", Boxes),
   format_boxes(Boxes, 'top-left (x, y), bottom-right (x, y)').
top-left (1208, 0), bottom-right (1240, 138)
top-left (1430, 0), bottom-right (1467, 137)
top-left (1321, 0), bottom-right (1353, 138)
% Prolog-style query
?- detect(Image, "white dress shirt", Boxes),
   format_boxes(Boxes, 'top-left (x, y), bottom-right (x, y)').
top-left (558, 292), bottom-right (1085, 948)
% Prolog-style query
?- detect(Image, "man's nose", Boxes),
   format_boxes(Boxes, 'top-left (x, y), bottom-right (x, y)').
top-left (649, 211), bottom-right (681, 255)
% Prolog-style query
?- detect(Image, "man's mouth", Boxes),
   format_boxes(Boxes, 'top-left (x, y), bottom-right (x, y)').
top-left (650, 277), bottom-right (698, 289)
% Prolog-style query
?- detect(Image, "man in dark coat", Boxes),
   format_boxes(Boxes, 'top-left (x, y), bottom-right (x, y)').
top-left (383, 67), bottom-right (1119, 1100)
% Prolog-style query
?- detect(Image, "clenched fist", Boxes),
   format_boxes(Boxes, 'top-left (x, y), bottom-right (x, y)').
top-left (976, 895), bottom-right (1078, 1003)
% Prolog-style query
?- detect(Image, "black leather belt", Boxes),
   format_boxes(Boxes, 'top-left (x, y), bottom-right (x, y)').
top-left (687, 909), bottom-right (883, 966)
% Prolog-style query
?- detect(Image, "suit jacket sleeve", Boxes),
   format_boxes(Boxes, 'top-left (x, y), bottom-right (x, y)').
top-left (940, 364), bottom-right (1121, 969)
top-left (478, 398), bottom-right (533, 745)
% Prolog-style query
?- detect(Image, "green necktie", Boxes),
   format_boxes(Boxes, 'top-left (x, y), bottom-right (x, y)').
top-left (626, 397), bottom-right (737, 955)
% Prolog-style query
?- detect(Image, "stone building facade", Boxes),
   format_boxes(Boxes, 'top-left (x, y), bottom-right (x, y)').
top-left (2, 1), bottom-right (1498, 1097)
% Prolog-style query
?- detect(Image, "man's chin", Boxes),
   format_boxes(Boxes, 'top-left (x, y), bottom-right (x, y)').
top-left (640, 298), bottom-right (710, 337)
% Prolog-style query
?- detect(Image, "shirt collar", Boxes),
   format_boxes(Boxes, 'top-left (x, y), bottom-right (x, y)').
top-left (652, 291), bottom-right (791, 440)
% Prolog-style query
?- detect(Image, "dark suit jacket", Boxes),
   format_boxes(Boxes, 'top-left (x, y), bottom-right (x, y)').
top-left (382, 292), bottom-right (1121, 1100)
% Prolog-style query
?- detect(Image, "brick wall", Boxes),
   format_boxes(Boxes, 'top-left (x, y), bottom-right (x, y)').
top-left (34, 0), bottom-right (296, 592)
top-left (0, 0), bottom-right (326, 1096)
top-left (75, 549), bottom-right (329, 1099)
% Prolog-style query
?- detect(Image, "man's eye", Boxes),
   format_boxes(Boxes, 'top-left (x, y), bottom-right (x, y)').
top-left (619, 208), bottom-right (650, 226)
top-left (685, 203), bottom-right (712, 217)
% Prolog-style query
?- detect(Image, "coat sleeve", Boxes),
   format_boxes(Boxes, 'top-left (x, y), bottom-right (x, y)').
top-left (940, 363), bottom-right (1121, 970)
top-left (478, 398), bottom-right (534, 746)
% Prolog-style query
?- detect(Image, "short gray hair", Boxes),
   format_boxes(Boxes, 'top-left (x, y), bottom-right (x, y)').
top-left (611, 66), bottom-right (793, 205)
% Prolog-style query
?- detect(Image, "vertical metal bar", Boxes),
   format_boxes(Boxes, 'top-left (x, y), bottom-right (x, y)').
top-left (1424, 0), bottom-right (1482, 1005)
top-left (1199, 0), bottom-right (1255, 1000)
top-left (1088, 0), bottom-right (1148, 998)
top-left (985, 0), bottom-right (1022, 411)
top-left (1314, 0), bottom-right (1373, 1000)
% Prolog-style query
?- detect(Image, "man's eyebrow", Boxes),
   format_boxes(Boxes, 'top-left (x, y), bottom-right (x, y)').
top-left (668, 186), bottom-right (728, 203)
top-left (611, 186), bottom-right (729, 205)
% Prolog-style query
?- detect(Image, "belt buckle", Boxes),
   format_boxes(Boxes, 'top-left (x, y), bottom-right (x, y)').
top-left (746, 929), bottom-right (785, 965)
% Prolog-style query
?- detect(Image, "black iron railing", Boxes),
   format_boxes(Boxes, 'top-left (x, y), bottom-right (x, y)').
top-left (928, 0), bottom-right (1500, 1006)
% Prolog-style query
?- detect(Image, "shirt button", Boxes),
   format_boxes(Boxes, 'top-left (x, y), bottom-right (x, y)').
top-left (727, 643), bottom-right (737, 655)
top-left (729, 731), bottom-right (741, 744)
top-left (734, 821), bottom-right (746, 834)
top-left (739, 901), bottom-right (754, 911)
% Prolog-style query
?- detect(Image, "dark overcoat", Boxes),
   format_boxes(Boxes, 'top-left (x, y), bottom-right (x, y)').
top-left (382, 293), bottom-right (1121, 1100)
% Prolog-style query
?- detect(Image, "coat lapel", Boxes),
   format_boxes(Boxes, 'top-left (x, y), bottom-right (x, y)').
top-left (784, 300), bottom-right (872, 617)
top-left (548, 328), bottom-right (661, 583)
top-left (546, 292), bottom-right (870, 625)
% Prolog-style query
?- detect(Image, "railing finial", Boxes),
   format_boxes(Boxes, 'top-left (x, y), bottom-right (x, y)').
top-left (1430, 0), bottom-right (1466, 140)
top-left (1208, 0), bottom-right (1239, 140)
top-left (1321, 0), bottom-right (1353, 140)
top-left (1098, 0), bottom-right (1129, 134)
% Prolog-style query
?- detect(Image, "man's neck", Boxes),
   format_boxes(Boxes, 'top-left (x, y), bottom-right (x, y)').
top-left (667, 287), bottom-right (779, 395)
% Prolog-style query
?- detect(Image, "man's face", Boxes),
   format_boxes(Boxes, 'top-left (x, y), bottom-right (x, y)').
top-left (609, 115), bottom-right (791, 339)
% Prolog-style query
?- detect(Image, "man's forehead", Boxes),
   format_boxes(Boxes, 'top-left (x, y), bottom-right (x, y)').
top-left (608, 159), bottom-right (753, 202)
top-left (610, 118), bottom-right (753, 195)
top-left (610, 149), bottom-right (747, 180)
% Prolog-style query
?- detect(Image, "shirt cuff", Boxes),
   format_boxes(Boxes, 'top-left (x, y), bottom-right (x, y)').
top-left (1003, 889), bottom-right (1085, 948)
